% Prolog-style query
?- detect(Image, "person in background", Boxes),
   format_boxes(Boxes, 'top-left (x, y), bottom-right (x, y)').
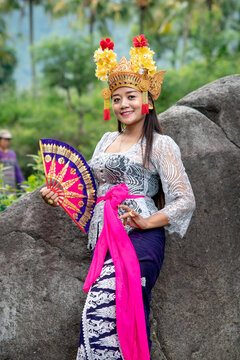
top-left (0, 129), bottom-right (25, 191)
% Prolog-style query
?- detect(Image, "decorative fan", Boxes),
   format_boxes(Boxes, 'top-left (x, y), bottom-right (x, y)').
top-left (39, 139), bottom-right (97, 233)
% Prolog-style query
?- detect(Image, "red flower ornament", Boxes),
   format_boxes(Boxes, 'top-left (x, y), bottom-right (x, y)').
top-left (100, 38), bottom-right (114, 51)
top-left (133, 34), bottom-right (149, 48)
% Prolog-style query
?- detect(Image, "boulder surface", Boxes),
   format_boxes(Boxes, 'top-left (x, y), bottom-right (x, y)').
top-left (1, 75), bottom-right (240, 360)
top-left (152, 74), bottom-right (240, 360)
top-left (0, 192), bottom-right (90, 359)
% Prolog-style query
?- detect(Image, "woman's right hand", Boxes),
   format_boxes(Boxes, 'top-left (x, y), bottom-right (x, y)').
top-left (40, 187), bottom-right (60, 207)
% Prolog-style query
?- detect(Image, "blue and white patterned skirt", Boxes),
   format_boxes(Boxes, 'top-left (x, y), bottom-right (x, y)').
top-left (76, 227), bottom-right (165, 360)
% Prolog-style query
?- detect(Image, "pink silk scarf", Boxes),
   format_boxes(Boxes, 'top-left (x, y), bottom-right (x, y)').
top-left (83, 184), bottom-right (150, 360)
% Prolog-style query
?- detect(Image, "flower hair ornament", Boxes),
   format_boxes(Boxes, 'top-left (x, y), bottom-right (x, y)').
top-left (94, 34), bottom-right (166, 121)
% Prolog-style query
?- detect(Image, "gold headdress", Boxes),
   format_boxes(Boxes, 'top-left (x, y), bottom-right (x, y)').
top-left (94, 35), bottom-right (166, 120)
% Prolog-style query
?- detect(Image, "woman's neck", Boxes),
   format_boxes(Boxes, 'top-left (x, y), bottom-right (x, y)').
top-left (122, 123), bottom-right (143, 141)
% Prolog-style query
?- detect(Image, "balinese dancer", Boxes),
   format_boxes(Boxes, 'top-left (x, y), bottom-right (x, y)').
top-left (41, 35), bottom-right (196, 360)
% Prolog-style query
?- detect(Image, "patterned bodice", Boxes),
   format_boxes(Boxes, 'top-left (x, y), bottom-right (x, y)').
top-left (88, 131), bottom-right (195, 250)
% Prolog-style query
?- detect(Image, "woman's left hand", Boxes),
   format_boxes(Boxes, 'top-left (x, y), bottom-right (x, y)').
top-left (118, 204), bottom-right (149, 230)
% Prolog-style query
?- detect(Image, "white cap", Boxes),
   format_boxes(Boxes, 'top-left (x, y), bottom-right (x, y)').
top-left (0, 129), bottom-right (12, 139)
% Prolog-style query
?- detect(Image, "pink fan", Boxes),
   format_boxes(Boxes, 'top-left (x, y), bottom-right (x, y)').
top-left (39, 139), bottom-right (97, 233)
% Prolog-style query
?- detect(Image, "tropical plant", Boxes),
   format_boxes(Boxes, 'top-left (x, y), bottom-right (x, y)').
top-left (0, 163), bottom-right (22, 210)
top-left (0, 0), bottom-right (55, 94)
top-left (130, 0), bottom-right (240, 69)
top-left (0, 152), bottom-right (45, 211)
top-left (0, 17), bottom-right (17, 87)
top-left (34, 35), bottom-right (97, 135)
top-left (51, 0), bottom-right (130, 37)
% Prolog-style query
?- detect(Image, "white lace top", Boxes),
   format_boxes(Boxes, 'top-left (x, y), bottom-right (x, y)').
top-left (88, 131), bottom-right (195, 250)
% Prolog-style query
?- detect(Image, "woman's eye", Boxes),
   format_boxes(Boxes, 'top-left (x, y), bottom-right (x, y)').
top-left (113, 98), bottom-right (120, 103)
top-left (128, 95), bottom-right (135, 99)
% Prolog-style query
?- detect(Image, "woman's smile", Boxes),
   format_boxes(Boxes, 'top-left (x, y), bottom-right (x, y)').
top-left (120, 110), bottom-right (134, 117)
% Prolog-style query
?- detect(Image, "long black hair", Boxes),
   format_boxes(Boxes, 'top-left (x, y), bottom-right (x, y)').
top-left (117, 98), bottom-right (165, 209)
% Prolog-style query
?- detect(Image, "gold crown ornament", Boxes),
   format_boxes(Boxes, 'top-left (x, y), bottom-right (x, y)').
top-left (94, 35), bottom-right (166, 121)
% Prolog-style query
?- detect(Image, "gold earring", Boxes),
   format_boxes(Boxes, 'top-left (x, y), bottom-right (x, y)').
top-left (148, 103), bottom-right (153, 110)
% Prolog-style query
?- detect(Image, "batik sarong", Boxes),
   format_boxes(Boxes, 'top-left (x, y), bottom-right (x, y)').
top-left (76, 227), bottom-right (165, 360)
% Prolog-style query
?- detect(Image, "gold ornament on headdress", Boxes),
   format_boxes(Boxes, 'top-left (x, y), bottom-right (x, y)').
top-left (94, 34), bottom-right (166, 120)
top-left (149, 70), bottom-right (166, 100)
top-left (108, 57), bottom-right (145, 94)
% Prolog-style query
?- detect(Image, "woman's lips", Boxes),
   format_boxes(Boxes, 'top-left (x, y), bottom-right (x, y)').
top-left (121, 111), bottom-right (134, 117)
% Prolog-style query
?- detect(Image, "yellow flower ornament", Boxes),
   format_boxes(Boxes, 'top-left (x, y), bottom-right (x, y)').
top-left (94, 38), bottom-right (117, 81)
top-left (130, 34), bottom-right (156, 77)
top-left (129, 47), bottom-right (156, 77)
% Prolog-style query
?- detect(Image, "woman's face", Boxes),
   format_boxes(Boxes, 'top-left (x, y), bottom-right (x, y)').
top-left (112, 87), bottom-right (145, 127)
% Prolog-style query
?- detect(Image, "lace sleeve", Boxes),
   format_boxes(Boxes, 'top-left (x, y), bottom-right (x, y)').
top-left (152, 135), bottom-right (196, 238)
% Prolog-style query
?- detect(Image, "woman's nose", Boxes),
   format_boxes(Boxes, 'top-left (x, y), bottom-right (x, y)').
top-left (120, 97), bottom-right (129, 108)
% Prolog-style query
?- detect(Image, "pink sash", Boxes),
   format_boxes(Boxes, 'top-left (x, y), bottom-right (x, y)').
top-left (83, 184), bottom-right (150, 360)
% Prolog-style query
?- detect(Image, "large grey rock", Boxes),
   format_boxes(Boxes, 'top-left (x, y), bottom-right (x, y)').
top-left (152, 74), bottom-right (240, 360)
top-left (0, 193), bottom-right (89, 360)
top-left (0, 75), bottom-right (240, 359)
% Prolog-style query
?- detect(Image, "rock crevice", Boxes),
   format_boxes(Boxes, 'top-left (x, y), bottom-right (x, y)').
top-left (176, 102), bottom-right (240, 149)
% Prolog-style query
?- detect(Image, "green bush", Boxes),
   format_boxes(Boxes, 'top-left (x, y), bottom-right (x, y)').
top-left (155, 55), bottom-right (240, 114)
top-left (0, 153), bottom-right (45, 211)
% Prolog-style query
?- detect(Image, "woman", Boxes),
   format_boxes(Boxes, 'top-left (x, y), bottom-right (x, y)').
top-left (41, 36), bottom-right (195, 360)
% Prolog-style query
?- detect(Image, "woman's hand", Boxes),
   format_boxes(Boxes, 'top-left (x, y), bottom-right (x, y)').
top-left (118, 204), bottom-right (149, 229)
top-left (40, 187), bottom-right (60, 207)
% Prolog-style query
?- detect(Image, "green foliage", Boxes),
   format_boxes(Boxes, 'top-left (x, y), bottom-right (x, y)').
top-left (0, 188), bottom-right (19, 211)
top-left (0, 83), bottom-right (115, 177)
top-left (0, 163), bottom-right (19, 210)
top-left (34, 35), bottom-right (96, 95)
top-left (50, 0), bottom-right (130, 36)
top-left (24, 153), bottom-right (45, 191)
top-left (0, 17), bottom-right (17, 87)
top-left (0, 152), bottom-right (45, 212)
top-left (0, 46), bottom-right (17, 87)
top-left (33, 35), bottom-right (102, 147)
top-left (131, 0), bottom-right (240, 69)
top-left (0, 87), bottom-right (82, 176)
top-left (155, 55), bottom-right (240, 114)
top-left (0, 0), bottom-right (21, 11)
top-left (190, 5), bottom-right (240, 66)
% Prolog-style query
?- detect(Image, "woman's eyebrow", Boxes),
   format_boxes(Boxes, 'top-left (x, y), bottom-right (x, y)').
top-left (112, 90), bottom-right (137, 97)
top-left (126, 90), bottom-right (137, 94)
